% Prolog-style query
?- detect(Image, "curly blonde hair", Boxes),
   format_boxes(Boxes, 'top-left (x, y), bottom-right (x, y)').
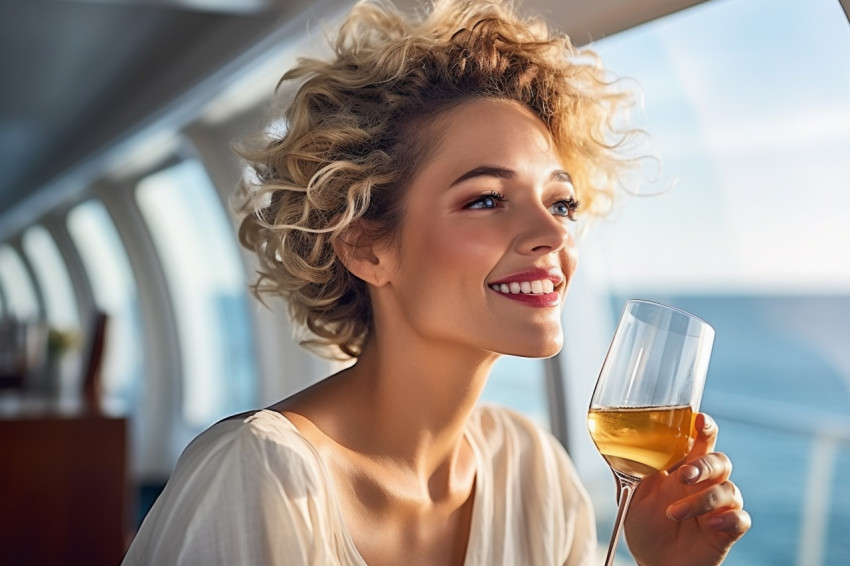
top-left (234, 0), bottom-right (635, 359)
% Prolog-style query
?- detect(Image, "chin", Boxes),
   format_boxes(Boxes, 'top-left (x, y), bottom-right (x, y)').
top-left (496, 332), bottom-right (564, 359)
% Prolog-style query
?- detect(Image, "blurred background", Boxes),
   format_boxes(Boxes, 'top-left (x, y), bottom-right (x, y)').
top-left (0, 0), bottom-right (848, 564)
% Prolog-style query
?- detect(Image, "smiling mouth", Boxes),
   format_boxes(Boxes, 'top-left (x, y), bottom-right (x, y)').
top-left (487, 266), bottom-right (565, 297)
top-left (488, 279), bottom-right (555, 295)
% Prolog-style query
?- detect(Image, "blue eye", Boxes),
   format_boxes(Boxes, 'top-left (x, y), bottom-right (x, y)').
top-left (549, 196), bottom-right (580, 220)
top-left (465, 191), bottom-right (504, 209)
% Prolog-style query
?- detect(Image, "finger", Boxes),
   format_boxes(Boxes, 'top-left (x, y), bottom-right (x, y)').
top-left (678, 452), bottom-right (732, 485)
top-left (707, 509), bottom-right (752, 536)
top-left (689, 413), bottom-right (718, 456)
top-left (666, 480), bottom-right (743, 521)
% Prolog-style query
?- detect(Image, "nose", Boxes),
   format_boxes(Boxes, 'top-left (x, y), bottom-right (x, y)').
top-left (513, 201), bottom-right (572, 256)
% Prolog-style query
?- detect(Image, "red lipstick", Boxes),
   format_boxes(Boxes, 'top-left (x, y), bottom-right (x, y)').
top-left (487, 267), bottom-right (564, 308)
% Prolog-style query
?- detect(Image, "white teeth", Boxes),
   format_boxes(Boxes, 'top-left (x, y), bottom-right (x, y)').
top-left (490, 279), bottom-right (556, 295)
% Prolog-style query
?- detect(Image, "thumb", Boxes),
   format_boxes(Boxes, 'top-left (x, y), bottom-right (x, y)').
top-left (689, 412), bottom-right (718, 458)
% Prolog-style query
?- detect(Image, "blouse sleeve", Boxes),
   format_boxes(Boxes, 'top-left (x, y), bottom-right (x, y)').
top-left (549, 435), bottom-right (597, 566)
top-left (470, 405), bottom-right (597, 566)
top-left (516, 410), bottom-right (597, 566)
top-left (122, 413), bottom-right (340, 566)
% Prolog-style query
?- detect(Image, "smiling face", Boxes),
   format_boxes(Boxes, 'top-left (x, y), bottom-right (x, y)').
top-left (370, 98), bottom-right (579, 358)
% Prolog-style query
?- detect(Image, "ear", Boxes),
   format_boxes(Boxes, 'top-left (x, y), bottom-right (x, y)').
top-left (333, 221), bottom-right (394, 287)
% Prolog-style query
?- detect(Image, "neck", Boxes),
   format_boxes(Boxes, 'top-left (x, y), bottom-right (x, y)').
top-left (334, 328), bottom-right (498, 493)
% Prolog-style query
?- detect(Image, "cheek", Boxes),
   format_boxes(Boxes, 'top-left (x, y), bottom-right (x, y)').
top-left (406, 221), bottom-right (505, 273)
top-left (563, 241), bottom-right (579, 281)
top-left (394, 222), bottom-right (506, 322)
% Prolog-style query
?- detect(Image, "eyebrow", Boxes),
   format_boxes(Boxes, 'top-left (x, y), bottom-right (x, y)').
top-left (449, 165), bottom-right (573, 187)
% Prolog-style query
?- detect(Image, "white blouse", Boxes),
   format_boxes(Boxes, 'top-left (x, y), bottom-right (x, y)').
top-left (123, 405), bottom-right (596, 565)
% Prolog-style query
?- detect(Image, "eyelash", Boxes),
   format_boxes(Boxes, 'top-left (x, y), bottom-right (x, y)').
top-left (464, 191), bottom-right (581, 221)
top-left (464, 191), bottom-right (505, 210)
top-left (551, 196), bottom-right (581, 220)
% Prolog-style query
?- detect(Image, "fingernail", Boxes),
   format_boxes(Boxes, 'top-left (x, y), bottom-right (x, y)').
top-left (667, 501), bottom-right (690, 521)
top-left (708, 516), bottom-right (725, 529)
top-left (702, 415), bottom-right (714, 431)
top-left (681, 465), bottom-right (699, 484)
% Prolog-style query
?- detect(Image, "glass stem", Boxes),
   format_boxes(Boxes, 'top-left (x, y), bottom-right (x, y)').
top-left (603, 471), bottom-right (641, 566)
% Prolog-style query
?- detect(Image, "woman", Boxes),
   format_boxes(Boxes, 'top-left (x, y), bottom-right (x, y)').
top-left (123, 0), bottom-right (750, 564)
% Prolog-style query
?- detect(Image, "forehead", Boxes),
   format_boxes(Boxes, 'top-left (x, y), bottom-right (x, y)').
top-left (416, 98), bottom-right (564, 180)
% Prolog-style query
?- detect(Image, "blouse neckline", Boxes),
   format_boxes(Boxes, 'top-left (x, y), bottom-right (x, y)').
top-left (252, 408), bottom-right (487, 565)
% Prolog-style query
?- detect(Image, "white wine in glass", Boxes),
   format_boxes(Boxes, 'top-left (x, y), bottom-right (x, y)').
top-left (588, 299), bottom-right (714, 566)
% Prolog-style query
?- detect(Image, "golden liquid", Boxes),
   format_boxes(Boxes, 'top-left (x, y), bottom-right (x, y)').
top-left (587, 405), bottom-right (696, 479)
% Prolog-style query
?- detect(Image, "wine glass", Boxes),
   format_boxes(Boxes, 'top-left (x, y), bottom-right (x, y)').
top-left (587, 299), bottom-right (714, 566)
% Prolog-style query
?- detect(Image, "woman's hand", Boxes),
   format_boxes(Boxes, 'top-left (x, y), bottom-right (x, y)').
top-left (624, 413), bottom-right (751, 566)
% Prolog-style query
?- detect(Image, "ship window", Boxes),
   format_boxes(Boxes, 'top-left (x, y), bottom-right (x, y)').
top-left (67, 200), bottom-right (144, 413)
top-left (135, 159), bottom-right (257, 428)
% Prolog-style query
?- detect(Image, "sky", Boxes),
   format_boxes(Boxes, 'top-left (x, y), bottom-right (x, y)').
top-left (580, 0), bottom-right (850, 294)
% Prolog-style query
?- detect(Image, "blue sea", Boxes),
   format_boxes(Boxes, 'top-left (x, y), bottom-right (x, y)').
top-left (481, 295), bottom-right (850, 566)
top-left (670, 296), bottom-right (850, 566)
